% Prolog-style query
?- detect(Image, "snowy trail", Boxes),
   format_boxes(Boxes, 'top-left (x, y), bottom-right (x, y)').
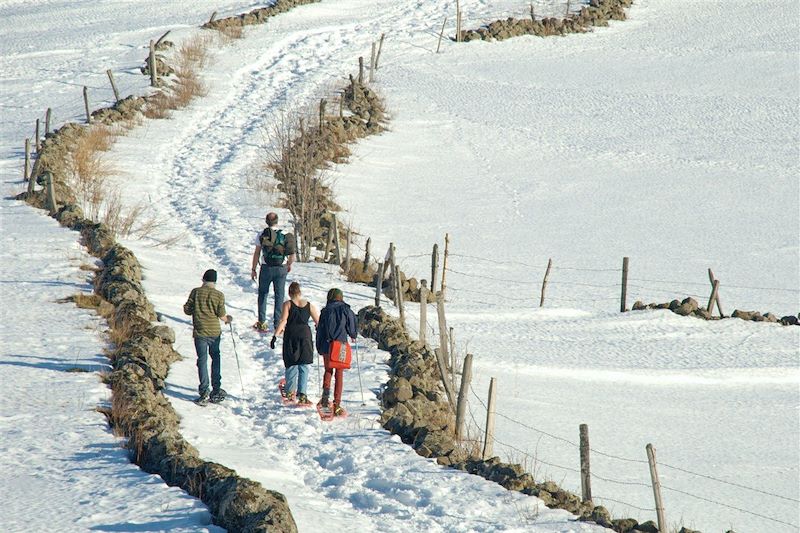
top-left (108, 1), bottom-right (609, 531)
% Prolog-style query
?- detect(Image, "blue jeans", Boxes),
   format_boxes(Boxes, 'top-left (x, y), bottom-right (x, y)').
top-left (285, 364), bottom-right (310, 395)
top-left (258, 264), bottom-right (287, 328)
top-left (194, 336), bottom-right (221, 395)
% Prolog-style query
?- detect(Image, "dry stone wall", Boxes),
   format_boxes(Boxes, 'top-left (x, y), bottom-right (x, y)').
top-left (632, 297), bottom-right (799, 326)
top-left (459, 0), bottom-right (633, 42)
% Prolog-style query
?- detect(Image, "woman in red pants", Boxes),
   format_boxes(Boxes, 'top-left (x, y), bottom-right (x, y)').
top-left (315, 288), bottom-right (357, 416)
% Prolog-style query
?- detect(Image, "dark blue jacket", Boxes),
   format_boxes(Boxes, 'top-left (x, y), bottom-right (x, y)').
top-left (316, 300), bottom-right (357, 355)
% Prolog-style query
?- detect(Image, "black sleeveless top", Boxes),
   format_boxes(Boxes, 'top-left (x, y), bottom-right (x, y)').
top-left (282, 301), bottom-right (313, 366)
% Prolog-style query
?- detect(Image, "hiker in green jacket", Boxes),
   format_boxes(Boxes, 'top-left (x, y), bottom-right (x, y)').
top-left (184, 269), bottom-right (232, 405)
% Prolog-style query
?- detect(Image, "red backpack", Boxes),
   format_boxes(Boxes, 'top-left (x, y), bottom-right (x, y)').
top-left (328, 340), bottom-right (351, 370)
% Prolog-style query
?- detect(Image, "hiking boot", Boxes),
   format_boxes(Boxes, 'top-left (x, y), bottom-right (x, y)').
top-left (195, 391), bottom-right (210, 406)
top-left (332, 404), bottom-right (345, 417)
top-left (210, 388), bottom-right (227, 403)
top-left (285, 390), bottom-right (296, 402)
top-left (317, 389), bottom-right (330, 408)
top-left (253, 321), bottom-right (269, 333)
top-left (296, 393), bottom-right (311, 405)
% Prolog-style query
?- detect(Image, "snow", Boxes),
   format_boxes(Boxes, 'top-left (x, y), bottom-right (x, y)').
top-left (2, 0), bottom-right (798, 532)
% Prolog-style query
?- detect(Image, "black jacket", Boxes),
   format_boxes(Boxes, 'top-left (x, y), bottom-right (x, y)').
top-left (315, 300), bottom-right (357, 355)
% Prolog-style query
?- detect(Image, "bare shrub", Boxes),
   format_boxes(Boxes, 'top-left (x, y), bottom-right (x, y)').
top-left (178, 34), bottom-right (213, 67)
top-left (216, 23), bottom-right (243, 43)
top-left (64, 129), bottom-right (116, 220)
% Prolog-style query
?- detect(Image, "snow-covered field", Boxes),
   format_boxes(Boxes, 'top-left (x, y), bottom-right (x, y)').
top-left (1, 0), bottom-right (798, 532)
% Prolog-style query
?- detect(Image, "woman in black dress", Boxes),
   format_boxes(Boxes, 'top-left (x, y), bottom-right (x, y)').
top-left (273, 281), bottom-right (320, 404)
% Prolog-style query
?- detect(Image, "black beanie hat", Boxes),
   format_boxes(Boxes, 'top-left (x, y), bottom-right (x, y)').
top-left (203, 269), bottom-right (217, 282)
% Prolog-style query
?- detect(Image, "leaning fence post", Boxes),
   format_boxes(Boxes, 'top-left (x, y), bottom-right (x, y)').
top-left (364, 236), bottom-right (371, 267)
top-left (149, 40), bottom-right (158, 87)
top-left (706, 279), bottom-right (720, 316)
top-left (419, 282), bottom-right (428, 344)
top-left (375, 262), bottom-right (384, 307)
top-left (708, 268), bottom-right (725, 317)
top-left (620, 256), bottom-right (629, 312)
top-left (369, 42), bottom-right (376, 83)
top-left (83, 86), bottom-right (91, 123)
top-left (45, 108), bottom-right (51, 135)
top-left (455, 353), bottom-right (473, 441)
top-left (388, 243), bottom-right (397, 302)
top-left (646, 443), bottom-right (667, 533)
top-left (437, 16), bottom-right (448, 53)
top-left (208, 11), bottom-right (217, 24)
top-left (580, 424), bottom-right (592, 504)
top-left (449, 326), bottom-right (456, 371)
top-left (441, 233), bottom-right (450, 297)
top-left (435, 295), bottom-right (456, 411)
top-left (482, 377), bottom-right (497, 459)
top-left (375, 33), bottom-right (386, 70)
top-left (35, 119), bottom-right (41, 151)
top-left (106, 69), bottom-right (121, 103)
top-left (540, 258), bottom-right (552, 307)
top-left (358, 56), bottom-right (364, 85)
top-left (24, 138), bottom-right (30, 181)
top-left (45, 172), bottom-right (57, 215)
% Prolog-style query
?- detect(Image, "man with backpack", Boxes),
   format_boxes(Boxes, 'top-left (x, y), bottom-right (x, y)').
top-left (251, 212), bottom-right (296, 332)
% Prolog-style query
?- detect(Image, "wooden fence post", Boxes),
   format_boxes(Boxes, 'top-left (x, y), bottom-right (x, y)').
top-left (388, 242), bottom-right (397, 300)
top-left (449, 326), bottom-right (456, 371)
top-left (431, 243), bottom-right (439, 294)
top-left (83, 86), bottom-right (91, 123)
top-left (339, 91), bottom-right (345, 118)
top-left (440, 234), bottom-right (450, 295)
top-left (395, 265), bottom-right (405, 326)
top-left (620, 256), bottom-right (629, 312)
top-left (706, 279), bottom-right (720, 315)
top-left (419, 282), bottom-right (428, 344)
top-left (358, 56), bottom-right (364, 85)
top-left (375, 262), bottom-right (383, 307)
top-left (580, 424), bottom-right (592, 504)
top-left (45, 108), bottom-right (51, 135)
top-left (482, 377), bottom-right (497, 459)
top-left (319, 98), bottom-right (327, 128)
top-left (209, 11), bottom-right (218, 23)
top-left (24, 138), bottom-right (30, 181)
top-left (369, 42), bottom-right (376, 83)
top-left (27, 166), bottom-right (36, 194)
top-left (344, 227), bottom-right (352, 274)
top-left (437, 16), bottom-right (448, 53)
top-left (106, 69), bottom-right (120, 103)
top-left (646, 443), bottom-right (667, 533)
top-left (45, 172), bottom-right (57, 215)
top-left (375, 33), bottom-right (385, 70)
top-left (436, 294), bottom-right (450, 373)
top-left (456, 0), bottom-right (462, 42)
top-left (35, 119), bottom-right (41, 151)
top-left (530, 2), bottom-right (535, 22)
top-left (323, 215), bottom-right (334, 262)
top-left (455, 353), bottom-right (473, 441)
top-left (332, 214), bottom-right (342, 265)
top-left (708, 268), bottom-right (725, 317)
top-left (149, 40), bottom-right (157, 87)
top-left (540, 258), bottom-right (552, 307)
top-left (364, 236), bottom-right (371, 267)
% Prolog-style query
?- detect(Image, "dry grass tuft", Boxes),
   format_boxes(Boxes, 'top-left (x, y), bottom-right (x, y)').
top-left (216, 23), bottom-right (243, 43)
top-left (65, 129), bottom-right (116, 220)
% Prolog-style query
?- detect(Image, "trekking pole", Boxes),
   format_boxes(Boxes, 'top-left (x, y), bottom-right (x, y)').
top-left (354, 338), bottom-right (365, 405)
top-left (317, 353), bottom-right (322, 396)
top-left (229, 322), bottom-right (245, 397)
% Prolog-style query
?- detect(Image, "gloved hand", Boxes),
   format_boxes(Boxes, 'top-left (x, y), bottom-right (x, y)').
top-left (270, 336), bottom-right (277, 350)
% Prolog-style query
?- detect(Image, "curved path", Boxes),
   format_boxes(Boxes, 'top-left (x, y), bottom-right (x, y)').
top-left (108, 0), bottom-right (608, 531)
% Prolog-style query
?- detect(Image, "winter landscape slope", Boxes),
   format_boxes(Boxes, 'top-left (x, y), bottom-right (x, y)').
top-left (1, 0), bottom-right (798, 532)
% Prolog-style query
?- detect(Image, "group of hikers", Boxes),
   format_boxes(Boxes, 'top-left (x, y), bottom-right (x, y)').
top-left (182, 211), bottom-right (357, 417)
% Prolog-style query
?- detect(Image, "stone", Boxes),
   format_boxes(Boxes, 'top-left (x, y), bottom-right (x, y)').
top-left (693, 308), bottom-right (712, 320)
top-left (763, 312), bottom-right (778, 323)
top-left (635, 520), bottom-right (659, 533)
top-left (612, 518), bottom-right (639, 532)
top-left (589, 505), bottom-right (612, 526)
top-left (678, 528), bottom-right (701, 533)
top-left (780, 315), bottom-right (799, 326)
top-left (732, 309), bottom-right (758, 321)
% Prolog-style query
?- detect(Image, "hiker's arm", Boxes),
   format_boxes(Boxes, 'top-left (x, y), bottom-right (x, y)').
top-left (310, 303), bottom-right (320, 326)
top-left (183, 290), bottom-right (195, 315)
top-left (218, 296), bottom-right (230, 324)
top-left (274, 301), bottom-right (291, 336)
top-left (251, 245), bottom-right (261, 280)
top-left (287, 253), bottom-right (294, 273)
top-left (347, 310), bottom-right (357, 341)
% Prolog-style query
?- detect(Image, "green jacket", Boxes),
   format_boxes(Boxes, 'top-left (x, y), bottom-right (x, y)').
top-left (183, 282), bottom-right (226, 337)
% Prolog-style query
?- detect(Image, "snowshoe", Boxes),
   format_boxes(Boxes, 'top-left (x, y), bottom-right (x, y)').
top-left (194, 391), bottom-right (210, 406)
top-left (210, 388), bottom-right (227, 403)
